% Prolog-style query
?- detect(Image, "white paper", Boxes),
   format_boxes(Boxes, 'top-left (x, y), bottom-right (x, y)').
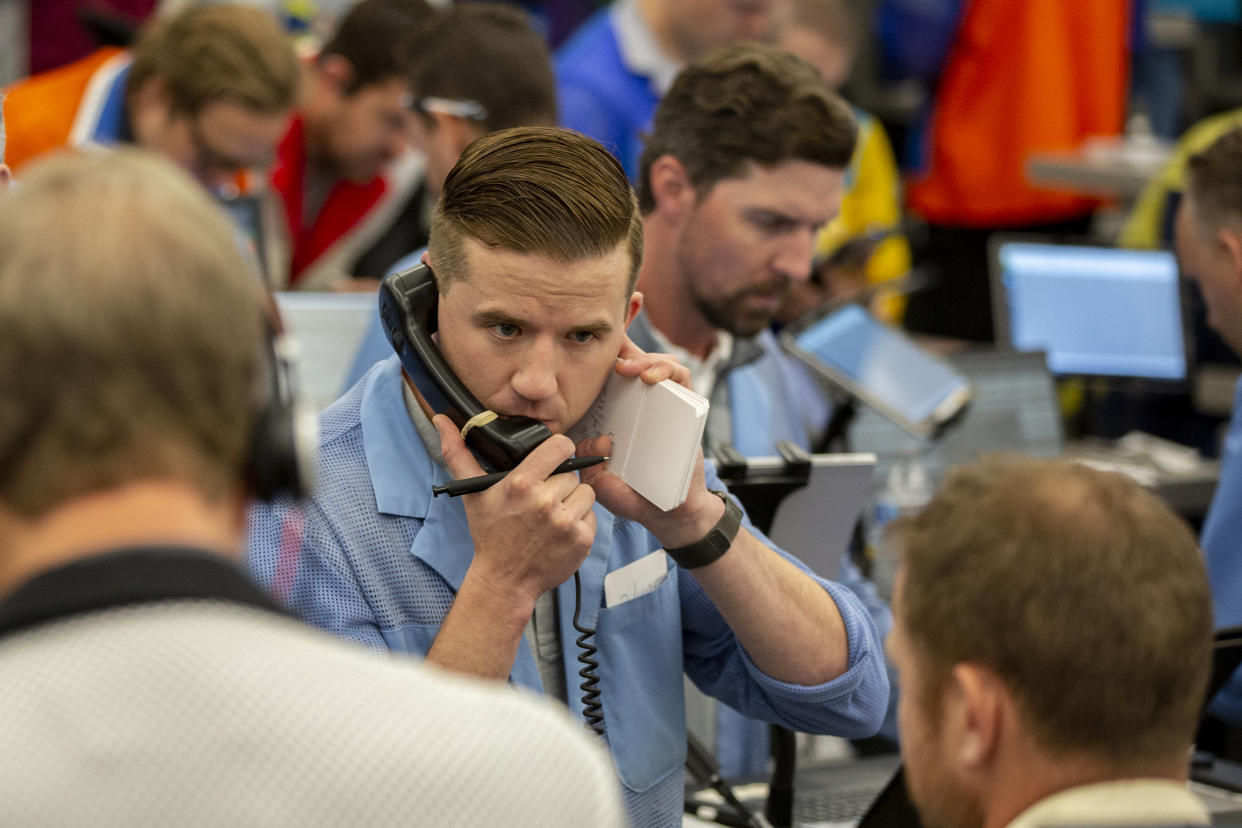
top-left (568, 373), bottom-right (708, 510)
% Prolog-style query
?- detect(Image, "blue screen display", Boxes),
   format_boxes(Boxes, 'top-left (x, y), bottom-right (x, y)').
top-left (997, 243), bottom-right (1186, 380)
top-left (794, 305), bottom-right (970, 424)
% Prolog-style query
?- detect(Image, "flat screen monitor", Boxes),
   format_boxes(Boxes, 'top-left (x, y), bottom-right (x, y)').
top-left (990, 239), bottom-right (1189, 381)
top-left (215, 193), bottom-right (269, 285)
top-left (274, 292), bottom-right (376, 412)
top-left (847, 350), bottom-right (1065, 491)
top-left (780, 304), bottom-right (974, 438)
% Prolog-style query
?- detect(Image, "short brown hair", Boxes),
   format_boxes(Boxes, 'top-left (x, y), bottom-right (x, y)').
top-left (890, 456), bottom-right (1212, 767)
top-left (0, 149), bottom-right (267, 517)
top-left (127, 5), bottom-right (301, 117)
top-left (429, 126), bottom-right (642, 296)
top-left (1186, 127), bottom-right (1242, 231)
top-left (320, 0), bottom-right (433, 95)
top-left (637, 42), bottom-right (856, 213)
top-left (408, 3), bottom-right (557, 133)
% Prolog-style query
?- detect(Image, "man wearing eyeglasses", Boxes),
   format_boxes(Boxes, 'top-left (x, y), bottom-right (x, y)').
top-left (4, 5), bottom-right (299, 193)
top-left (270, 0), bottom-right (434, 290)
top-left (401, 3), bottom-right (559, 249)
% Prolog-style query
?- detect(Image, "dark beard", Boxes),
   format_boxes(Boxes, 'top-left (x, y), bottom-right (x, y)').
top-left (690, 281), bottom-right (789, 339)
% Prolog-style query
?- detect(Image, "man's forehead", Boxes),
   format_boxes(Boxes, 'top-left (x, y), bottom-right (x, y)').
top-left (457, 236), bottom-right (633, 298)
top-left (706, 159), bottom-right (844, 203)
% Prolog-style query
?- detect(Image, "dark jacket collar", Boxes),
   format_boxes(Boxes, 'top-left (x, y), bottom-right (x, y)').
top-left (0, 546), bottom-right (284, 639)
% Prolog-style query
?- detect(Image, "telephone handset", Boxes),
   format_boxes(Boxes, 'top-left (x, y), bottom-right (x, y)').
top-left (379, 263), bottom-right (605, 737)
top-left (378, 263), bottom-right (553, 471)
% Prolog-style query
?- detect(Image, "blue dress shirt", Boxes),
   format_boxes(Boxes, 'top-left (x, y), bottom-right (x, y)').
top-left (246, 356), bottom-right (889, 827)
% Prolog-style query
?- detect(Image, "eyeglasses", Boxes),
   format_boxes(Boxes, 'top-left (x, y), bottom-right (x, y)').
top-left (406, 95), bottom-right (489, 123)
top-left (187, 117), bottom-right (274, 178)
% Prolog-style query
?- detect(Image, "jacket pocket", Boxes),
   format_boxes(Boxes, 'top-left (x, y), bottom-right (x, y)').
top-left (595, 570), bottom-right (685, 792)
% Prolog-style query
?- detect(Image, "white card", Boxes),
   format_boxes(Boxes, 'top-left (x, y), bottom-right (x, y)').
top-left (603, 550), bottom-right (669, 608)
top-left (567, 373), bottom-right (708, 511)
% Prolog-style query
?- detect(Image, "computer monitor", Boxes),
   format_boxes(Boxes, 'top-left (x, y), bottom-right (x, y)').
top-left (273, 292), bottom-right (377, 412)
top-left (990, 238), bottom-right (1190, 382)
top-left (216, 193), bottom-right (269, 285)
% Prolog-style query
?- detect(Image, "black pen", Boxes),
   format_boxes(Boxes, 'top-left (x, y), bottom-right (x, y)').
top-left (432, 456), bottom-right (609, 497)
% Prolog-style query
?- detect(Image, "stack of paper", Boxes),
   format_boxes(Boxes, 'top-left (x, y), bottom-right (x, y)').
top-left (569, 373), bottom-right (709, 511)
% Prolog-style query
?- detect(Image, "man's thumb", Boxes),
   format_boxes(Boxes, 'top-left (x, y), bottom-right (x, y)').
top-left (433, 414), bottom-right (486, 480)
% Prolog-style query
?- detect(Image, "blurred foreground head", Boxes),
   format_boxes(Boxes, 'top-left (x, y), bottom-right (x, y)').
top-left (0, 149), bottom-right (267, 522)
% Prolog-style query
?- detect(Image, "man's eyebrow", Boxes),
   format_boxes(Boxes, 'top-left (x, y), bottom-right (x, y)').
top-left (472, 309), bottom-right (529, 328)
top-left (573, 319), bottom-right (616, 336)
top-left (745, 206), bottom-right (823, 225)
top-left (471, 308), bottom-right (615, 335)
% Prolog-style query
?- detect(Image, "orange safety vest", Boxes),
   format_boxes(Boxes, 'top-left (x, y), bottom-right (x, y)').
top-left (4, 47), bottom-right (128, 173)
top-left (906, 1), bottom-right (1130, 227)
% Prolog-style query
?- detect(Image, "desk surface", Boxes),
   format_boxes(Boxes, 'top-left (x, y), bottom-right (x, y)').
top-left (1026, 140), bottom-right (1172, 199)
top-left (1065, 436), bottom-right (1221, 519)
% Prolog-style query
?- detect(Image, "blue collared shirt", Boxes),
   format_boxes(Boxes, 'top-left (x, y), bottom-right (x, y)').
top-left (1206, 378), bottom-right (1242, 722)
top-left (246, 355), bottom-right (888, 827)
top-left (627, 310), bottom-right (897, 774)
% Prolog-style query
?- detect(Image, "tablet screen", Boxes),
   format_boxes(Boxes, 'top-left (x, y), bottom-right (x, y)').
top-left (792, 305), bottom-right (971, 427)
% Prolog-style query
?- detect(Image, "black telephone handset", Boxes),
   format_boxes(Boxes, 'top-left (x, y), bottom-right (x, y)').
top-left (378, 264), bottom-right (553, 471)
top-left (379, 264), bottom-right (606, 737)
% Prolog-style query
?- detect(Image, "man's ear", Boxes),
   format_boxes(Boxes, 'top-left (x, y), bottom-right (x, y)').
top-left (0, 164), bottom-right (11, 191)
top-left (948, 663), bottom-right (1004, 772)
top-left (625, 290), bottom-right (643, 329)
top-left (647, 155), bottom-right (696, 219)
top-left (317, 54), bottom-right (354, 95)
top-left (1218, 228), bottom-right (1242, 289)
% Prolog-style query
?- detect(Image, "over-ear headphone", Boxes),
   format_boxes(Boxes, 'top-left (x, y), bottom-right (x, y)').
top-left (246, 321), bottom-right (318, 501)
top-left (0, 314), bottom-right (316, 503)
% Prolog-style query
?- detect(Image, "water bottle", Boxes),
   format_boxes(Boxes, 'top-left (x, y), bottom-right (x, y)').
top-left (868, 453), bottom-right (933, 600)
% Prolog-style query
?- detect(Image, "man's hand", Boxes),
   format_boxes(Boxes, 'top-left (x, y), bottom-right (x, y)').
top-left (577, 436), bottom-right (724, 548)
top-left (435, 415), bottom-right (596, 606)
top-left (616, 335), bottom-right (692, 390)
top-left (578, 336), bottom-right (721, 545)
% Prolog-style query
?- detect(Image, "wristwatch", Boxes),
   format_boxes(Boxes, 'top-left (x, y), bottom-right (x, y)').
top-left (665, 489), bottom-right (742, 569)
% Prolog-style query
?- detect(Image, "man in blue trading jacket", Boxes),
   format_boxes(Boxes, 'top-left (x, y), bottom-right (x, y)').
top-left (246, 126), bottom-right (888, 827)
top-left (555, 0), bottom-right (778, 180)
top-left (627, 44), bottom-right (895, 775)
top-left (1175, 127), bottom-right (1242, 726)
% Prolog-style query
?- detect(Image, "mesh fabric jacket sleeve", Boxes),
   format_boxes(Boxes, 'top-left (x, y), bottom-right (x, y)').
top-left (245, 367), bottom-right (452, 652)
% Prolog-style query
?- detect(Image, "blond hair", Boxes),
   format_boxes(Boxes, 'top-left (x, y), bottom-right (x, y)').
top-left (0, 149), bottom-right (266, 516)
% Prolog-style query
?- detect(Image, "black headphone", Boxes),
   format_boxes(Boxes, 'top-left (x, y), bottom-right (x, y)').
top-left (0, 318), bottom-right (315, 502)
top-left (246, 321), bottom-right (317, 502)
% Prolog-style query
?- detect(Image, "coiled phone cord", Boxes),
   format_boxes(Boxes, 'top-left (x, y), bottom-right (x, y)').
top-left (572, 570), bottom-right (605, 736)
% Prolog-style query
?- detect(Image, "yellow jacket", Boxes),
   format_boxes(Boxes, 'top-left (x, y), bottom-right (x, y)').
top-left (1120, 108), bottom-right (1242, 249)
top-left (816, 110), bottom-right (912, 322)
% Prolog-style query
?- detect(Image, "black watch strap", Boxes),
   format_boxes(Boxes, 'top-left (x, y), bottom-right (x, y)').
top-left (666, 490), bottom-right (743, 569)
